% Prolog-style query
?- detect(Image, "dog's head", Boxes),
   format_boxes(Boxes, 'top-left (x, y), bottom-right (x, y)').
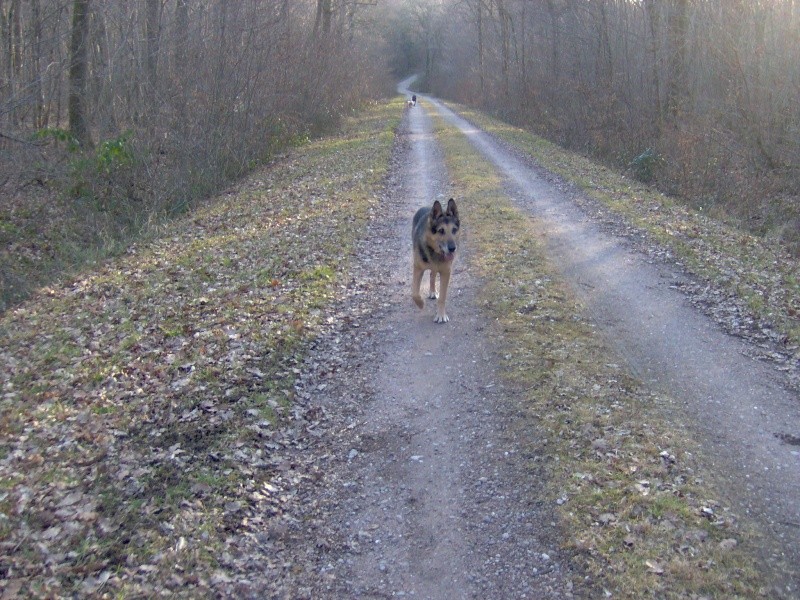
top-left (428, 198), bottom-right (460, 262)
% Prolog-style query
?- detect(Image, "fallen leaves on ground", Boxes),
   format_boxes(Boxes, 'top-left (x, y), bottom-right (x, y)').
top-left (0, 101), bottom-right (400, 598)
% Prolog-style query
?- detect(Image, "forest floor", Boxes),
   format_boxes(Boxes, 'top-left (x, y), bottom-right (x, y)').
top-left (1, 87), bottom-right (799, 599)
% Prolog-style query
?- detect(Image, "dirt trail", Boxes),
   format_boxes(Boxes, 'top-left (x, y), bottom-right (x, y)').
top-left (416, 93), bottom-right (800, 584)
top-left (284, 82), bottom-right (800, 597)
top-left (289, 90), bottom-right (576, 598)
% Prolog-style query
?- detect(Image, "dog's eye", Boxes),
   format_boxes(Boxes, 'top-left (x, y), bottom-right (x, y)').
top-left (438, 227), bottom-right (444, 234)
top-left (452, 227), bottom-right (458, 234)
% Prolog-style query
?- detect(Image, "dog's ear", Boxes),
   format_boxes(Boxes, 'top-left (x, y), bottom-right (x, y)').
top-left (431, 200), bottom-right (444, 220)
top-left (446, 198), bottom-right (459, 221)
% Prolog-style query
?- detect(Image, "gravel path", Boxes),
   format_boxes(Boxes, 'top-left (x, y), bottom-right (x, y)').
top-left (284, 88), bottom-right (580, 598)
top-left (420, 93), bottom-right (800, 588)
top-left (275, 82), bottom-right (800, 598)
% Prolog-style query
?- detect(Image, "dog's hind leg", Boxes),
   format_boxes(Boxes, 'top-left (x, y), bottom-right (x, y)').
top-left (434, 270), bottom-right (451, 323)
top-left (412, 266), bottom-right (425, 309)
top-left (428, 271), bottom-right (438, 299)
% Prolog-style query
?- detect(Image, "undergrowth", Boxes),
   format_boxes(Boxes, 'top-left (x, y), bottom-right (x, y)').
top-left (0, 110), bottom-right (333, 312)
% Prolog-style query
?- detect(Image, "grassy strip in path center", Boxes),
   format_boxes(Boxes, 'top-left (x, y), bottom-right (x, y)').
top-left (431, 112), bottom-right (769, 598)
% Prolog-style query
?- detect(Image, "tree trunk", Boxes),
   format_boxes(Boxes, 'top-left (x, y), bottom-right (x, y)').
top-left (545, 0), bottom-right (560, 82)
top-left (215, 1), bottom-right (227, 88)
top-left (32, 0), bottom-right (45, 128)
top-left (477, 0), bottom-right (484, 98)
top-left (6, 0), bottom-right (20, 126)
top-left (0, 1), bottom-right (6, 91)
top-left (644, 0), bottom-right (663, 128)
top-left (10, 0), bottom-right (20, 79)
top-left (68, 0), bottom-right (91, 147)
top-left (598, 0), bottom-right (614, 87)
top-left (497, 0), bottom-right (511, 101)
top-left (144, 0), bottom-right (160, 115)
top-left (666, 0), bottom-right (689, 119)
top-left (174, 0), bottom-right (188, 131)
top-left (315, 0), bottom-right (332, 36)
top-left (174, 0), bottom-right (188, 65)
top-left (519, 0), bottom-right (528, 97)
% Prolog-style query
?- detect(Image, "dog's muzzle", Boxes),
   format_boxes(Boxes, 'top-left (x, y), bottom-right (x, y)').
top-left (442, 246), bottom-right (456, 262)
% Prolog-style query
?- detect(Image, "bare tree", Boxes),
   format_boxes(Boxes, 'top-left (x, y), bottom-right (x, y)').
top-left (422, 0), bottom-right (800, 249)
top-left (477, 0), bottom-right (485, 98)
top-left (0, 0), bottom-right (391, 239)
top-left (144, 0), bottom-right (160, 116)
top-left (68, 0), bottom-right (91, 147)
top-left (665, 0), bottom-right (689, 119)
top-left (315, 0), bottom-right (333, 35)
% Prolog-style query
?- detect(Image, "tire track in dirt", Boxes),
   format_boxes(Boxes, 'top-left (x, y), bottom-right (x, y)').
top-left (423, 96), bottom-right (800, 589)
top-left (334, 89), bottom-right (479, 599)
top-left (293, 87), bottom-right (577, 598)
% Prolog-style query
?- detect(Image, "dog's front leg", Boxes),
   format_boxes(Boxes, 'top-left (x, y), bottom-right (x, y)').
top-left (412, 266), bottom-right (424, 309)
top-left (428, 271), bottom-right (438, 299)
top-left (434, 270), bottom-right (451, 323)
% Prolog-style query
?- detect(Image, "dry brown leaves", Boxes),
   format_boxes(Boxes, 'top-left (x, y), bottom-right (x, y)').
top-left (0, 102), bottom-right (400, 598)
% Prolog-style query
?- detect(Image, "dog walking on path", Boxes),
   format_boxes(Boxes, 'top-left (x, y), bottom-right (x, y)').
top-left (412, 198), bottom-right (460, 323)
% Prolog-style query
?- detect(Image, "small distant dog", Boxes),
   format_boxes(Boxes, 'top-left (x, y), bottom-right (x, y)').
top-left (407, 100), bottom-right (414, 108)
top-left (412, 198), bottom-right (460, 323)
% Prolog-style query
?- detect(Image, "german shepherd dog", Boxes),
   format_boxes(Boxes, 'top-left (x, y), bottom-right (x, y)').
top-left (412, 198), bottom-right (460, 323)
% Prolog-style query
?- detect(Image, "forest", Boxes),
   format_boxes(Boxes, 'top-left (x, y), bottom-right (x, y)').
top-left (393, 0), bottom-right (800, 247)
top-left (2, 2), bottom-right (800, 597)
top-left (2, 0), bottom-right (800, 308)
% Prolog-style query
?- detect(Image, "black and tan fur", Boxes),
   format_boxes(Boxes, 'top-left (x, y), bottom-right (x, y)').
top-left (412, 198), bottom-right (460, 323)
